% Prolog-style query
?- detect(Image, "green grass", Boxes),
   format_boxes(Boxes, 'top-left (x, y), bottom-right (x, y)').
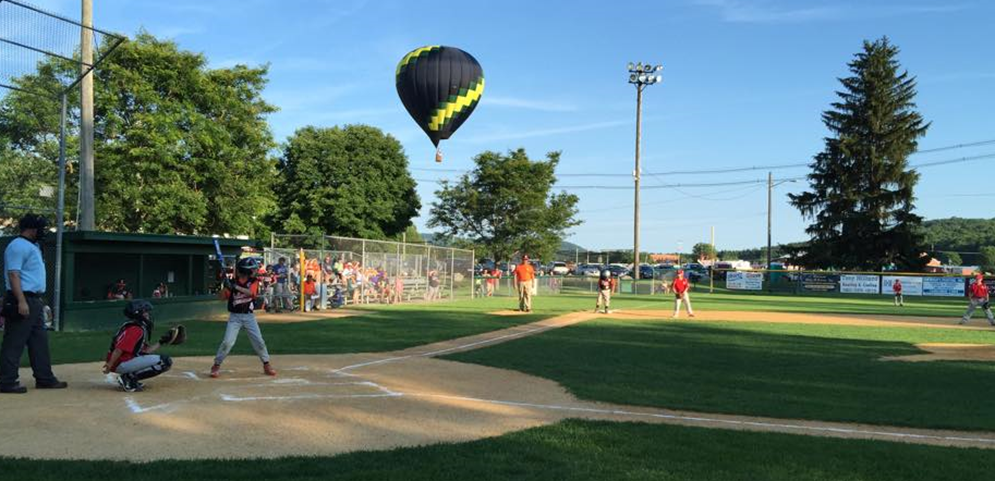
top-left (40, 303), bottom-right (545, 365)
top-left (0, 420), bottom-right (990, 480)
top-left (448, 315), bottom-right (995, 431)
top-left (474, 288), bottom-right (972, 318)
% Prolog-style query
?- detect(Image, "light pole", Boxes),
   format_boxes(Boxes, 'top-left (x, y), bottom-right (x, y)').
top-left (627, 62), bottom-right (663, 281)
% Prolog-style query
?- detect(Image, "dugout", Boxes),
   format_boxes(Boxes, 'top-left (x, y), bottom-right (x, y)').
top-left (0, 232), bottom-right (258, 331)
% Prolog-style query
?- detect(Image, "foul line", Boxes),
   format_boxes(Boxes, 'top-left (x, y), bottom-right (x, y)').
top-left (404, 392), bottom-right (995, 446)
top-left (332, 325), bottom-right (563, 373)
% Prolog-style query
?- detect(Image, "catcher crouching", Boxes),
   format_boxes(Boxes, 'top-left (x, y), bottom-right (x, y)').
top-left (102, 300), bottom-right (185, 392)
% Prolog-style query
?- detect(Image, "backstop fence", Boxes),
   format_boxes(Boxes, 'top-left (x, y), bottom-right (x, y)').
top-left (266, 234), bottom-right (474, 309)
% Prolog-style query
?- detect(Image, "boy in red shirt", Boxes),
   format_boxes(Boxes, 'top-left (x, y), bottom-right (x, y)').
top-left (960, 273), bottom-right (995, 326)
top-left (672, 270), bottom-right (695, 318)
top-left (102, 300), bottom-right (172, 392)
top-left (892, 279), bottom-right (904, 307)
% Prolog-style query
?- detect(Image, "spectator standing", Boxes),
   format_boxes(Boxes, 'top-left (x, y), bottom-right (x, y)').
top-left (272, 257), bottom-right (290, 313)
top-left (1, 214), bottom-right (68, 394)
top-left (513, 255), bottom-right (536, 312)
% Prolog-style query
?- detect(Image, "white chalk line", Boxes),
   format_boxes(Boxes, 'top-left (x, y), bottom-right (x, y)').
top-left (219, 392), bottom-right (402, 402)
top-left (404, 392), bottom-right (995, 445)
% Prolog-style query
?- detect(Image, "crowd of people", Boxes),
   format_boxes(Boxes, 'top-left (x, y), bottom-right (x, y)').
top-left (247, 255), bottom-right (448, 312)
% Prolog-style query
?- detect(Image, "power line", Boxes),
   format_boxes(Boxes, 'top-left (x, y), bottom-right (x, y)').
top-left (410, 138), bottom-right (995, 179)
top-left (415, 150), bottom-right (995, 190)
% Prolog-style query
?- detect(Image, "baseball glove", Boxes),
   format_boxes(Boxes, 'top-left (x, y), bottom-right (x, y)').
top-left (158, 325), bottom-right (187, 346)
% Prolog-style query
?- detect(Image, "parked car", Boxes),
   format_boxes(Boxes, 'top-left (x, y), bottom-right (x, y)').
top-left (578, 264), bottom-right (603, 277)
top-left (607, 264), bottom-right (630, 278)
top-left (530, 260), bottom-right (546, 275)
top-left (637, 264), bottom-right (655, 279)
top-left (550, 261), bottom-right (569, 276)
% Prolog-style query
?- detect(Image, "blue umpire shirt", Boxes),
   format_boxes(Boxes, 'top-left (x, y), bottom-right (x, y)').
top-left (4, 237), bottom-right (46, 294)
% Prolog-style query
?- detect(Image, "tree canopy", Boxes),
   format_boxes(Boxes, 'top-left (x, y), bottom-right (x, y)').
top-left (428, 149), bottom-right (580, 261)
top-left (0, 32), bottom-right (278, 236)
top-left (789, 37), bottom-right (928, 271)
top-left (274, 125), bottom-right (420, 239)
top-left (692, 242), bottom-right (717, 261)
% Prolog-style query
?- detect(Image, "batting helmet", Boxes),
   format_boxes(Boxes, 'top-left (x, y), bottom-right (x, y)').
top-left (236, 257), bottom-right (261, 277)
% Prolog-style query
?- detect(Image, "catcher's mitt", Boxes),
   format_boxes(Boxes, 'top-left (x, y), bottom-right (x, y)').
top-left (158, 325), bottom-right (187, 346)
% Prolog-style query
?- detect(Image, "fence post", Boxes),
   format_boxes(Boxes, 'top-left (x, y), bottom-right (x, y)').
top-left (450, 249), bottom-right (455, 300)
top-left (471, 250), bottom-right (475, 299)
top-left (361, 239), bottom-right (366, 268)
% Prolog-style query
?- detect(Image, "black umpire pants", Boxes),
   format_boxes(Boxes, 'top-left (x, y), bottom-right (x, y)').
top-left (0, 295), bottom-right (57, 388)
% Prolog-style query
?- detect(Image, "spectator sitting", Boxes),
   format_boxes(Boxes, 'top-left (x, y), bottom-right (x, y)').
top-left (107, 279), bottom-right (133, 300)
top-left (152, 282), bottom-right (169, 299)
top-left (303, 275), bottom-right (319, 311)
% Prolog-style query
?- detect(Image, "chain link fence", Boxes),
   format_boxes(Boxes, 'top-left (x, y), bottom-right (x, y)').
top-left (264, 234), bottom-right (474, 310)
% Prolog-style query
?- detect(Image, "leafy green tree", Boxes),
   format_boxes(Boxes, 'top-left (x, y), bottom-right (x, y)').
top-left (944, 252), bottom-right (963, 266)
top-left (428, 149), bottom-right (580, 261)
top-left (0, 33), bottom-right (277, 236)
top-left (274, 125), bottom-right (420, 239)
top-left (979, 247), bottom-right (995, 274)
top-left (692, 242), bottom-right (717, 261)
top-left (789, 38), bottom-right (928, 271)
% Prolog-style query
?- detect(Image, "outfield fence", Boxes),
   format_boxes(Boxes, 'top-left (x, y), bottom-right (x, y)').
top-left (473, 268), bottom-right (982, 300)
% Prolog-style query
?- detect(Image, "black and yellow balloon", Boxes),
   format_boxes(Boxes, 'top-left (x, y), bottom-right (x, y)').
top-left (395, 46), bottom-right (484, 162)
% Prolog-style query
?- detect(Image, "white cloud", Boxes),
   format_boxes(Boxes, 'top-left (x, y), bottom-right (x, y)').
top-left (484, 96), bottom-right (578, 112)
top-left (693, 0), bottom-right (968, 24)
top-left (464, 119), bottom-right (632, 143)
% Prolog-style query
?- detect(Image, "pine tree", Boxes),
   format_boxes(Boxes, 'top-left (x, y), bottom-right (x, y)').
top-left (789, 37), bottom-right (929, 271)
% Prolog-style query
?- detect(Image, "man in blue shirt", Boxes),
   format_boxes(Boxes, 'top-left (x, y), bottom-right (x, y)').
top-left (1, 214), bottom-right (67, 394)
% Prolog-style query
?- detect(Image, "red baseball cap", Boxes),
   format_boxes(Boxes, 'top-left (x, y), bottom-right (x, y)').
top-left (677, 269), bottom-right (684, 275)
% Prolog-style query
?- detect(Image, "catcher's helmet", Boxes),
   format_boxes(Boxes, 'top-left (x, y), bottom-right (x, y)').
top-left (123, 299), bottom-right (154, 333)
top-left (236, 257), bottom-right (261, 277)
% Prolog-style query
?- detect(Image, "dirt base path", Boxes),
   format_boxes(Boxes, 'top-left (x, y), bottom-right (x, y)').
top-left (2, 309), bottom-right (994, 461)
top-left (607, 309), bottom-right (995, 331)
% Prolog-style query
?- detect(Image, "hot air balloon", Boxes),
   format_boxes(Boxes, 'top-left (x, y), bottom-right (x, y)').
top-left (395, 46), bottom-right (484, 162)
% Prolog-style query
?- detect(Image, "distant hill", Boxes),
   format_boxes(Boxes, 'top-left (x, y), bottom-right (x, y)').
top-left (920, 217), bottom-right (995, 253)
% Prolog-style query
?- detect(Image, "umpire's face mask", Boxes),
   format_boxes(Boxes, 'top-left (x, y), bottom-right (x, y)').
top-left (34, 227), bottom-right (48, 243)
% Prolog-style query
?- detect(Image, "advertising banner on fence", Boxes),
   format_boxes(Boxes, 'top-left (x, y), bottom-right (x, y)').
top-left (727, 271), bottom-right (763, 291)
top-left (922, 277), bottom-right (965, 297)
top-left (881, 276), bottom-right (923, 296)
top-left (801, 273), bottom-right (840, 293)
top-left (840, 274), bottom-right (880, 294)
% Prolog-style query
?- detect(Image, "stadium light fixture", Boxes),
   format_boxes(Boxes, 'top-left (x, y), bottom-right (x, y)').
top-left (625, 60), bottom-right (664, 281)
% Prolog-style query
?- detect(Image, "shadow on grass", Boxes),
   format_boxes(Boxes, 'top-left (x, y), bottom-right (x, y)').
top-left (0, 420), bottom-right (992, 480)
top-left (448, 320), bottom-right (995, 431)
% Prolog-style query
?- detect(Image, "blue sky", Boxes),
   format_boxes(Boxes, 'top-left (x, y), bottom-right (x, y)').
top-left (35, 0), bottom-right (995, 253)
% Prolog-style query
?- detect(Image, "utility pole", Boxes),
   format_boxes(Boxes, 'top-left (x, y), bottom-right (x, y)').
top-left (767, 171), bottom-right (773, 270)
top-left (627, 62), bottom-right (662, 281)
top-left (79, 0), bottom-right (95, 230)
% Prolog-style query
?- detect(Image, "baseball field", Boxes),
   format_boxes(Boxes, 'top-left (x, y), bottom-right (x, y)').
top-left (2, 291), bottom-right (995, 480)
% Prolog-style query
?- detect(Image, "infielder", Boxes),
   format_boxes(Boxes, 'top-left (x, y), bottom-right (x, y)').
top-left (211, 257), bottom-right (276, 378)
top-left (672, 270), bottom-right (694, 318)
top-left (960, 273), bottom-right (995, 326)
top-left (595, 270), bottom-right (612, 314)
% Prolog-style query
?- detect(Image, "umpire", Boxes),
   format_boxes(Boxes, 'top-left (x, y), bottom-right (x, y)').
top-left (0, 214), bottom-right (67, 394)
